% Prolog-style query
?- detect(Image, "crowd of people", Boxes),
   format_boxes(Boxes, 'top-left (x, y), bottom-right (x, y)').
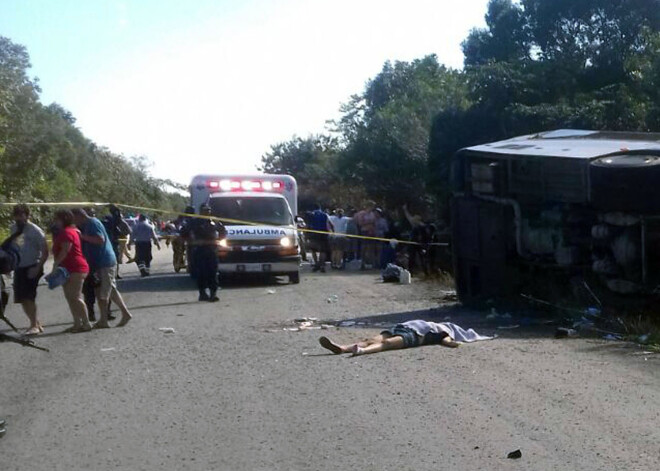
top-left (0, 204), bottom-right (167, 336)
top-left (298, 201), bottom-right (444, 276)
top-left (0, 199), bottom-right (446, 336)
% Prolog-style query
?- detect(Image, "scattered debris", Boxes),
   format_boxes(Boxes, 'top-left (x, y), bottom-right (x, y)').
top-left (507, 449), bottom-right (522, 459)
top-left (338, 320), bottom-right (356, 327)
top-left (602, 334), bottom-right (622, 341)
top-left (573, 317), bottom-right (596, 331)
top-left (555, 328), bottom-right (578, 338)
top-left (280, 317), bottom-right (329, 332)
top-left (266, 289), bottom-right (277, 295)
top-left (439, 290), bottom-right (458, 302)
top-left (100, 347), bottom-right (116, 352)
top-left (496, 325), bottom-right (520, 330)
top-left (381, 264), bottom-right (411, 284)
top-left (327, 295), bottom-right (339, 303)
top-left (158, 327), bottom-right (176, 334)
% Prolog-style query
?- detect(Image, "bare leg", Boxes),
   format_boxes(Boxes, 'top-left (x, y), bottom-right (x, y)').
top-left (63, 273), bottom-right (91, 331)
top-left (319, 334), bottom-right (388, 354)
top-left (21, 300), bottom-right (41, 334)
top-left (352, 335), bottom-right (406, 356)
top-left (111, 288), bottom-right (132, 327)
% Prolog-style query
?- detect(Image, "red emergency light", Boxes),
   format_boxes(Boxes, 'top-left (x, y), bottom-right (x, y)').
top-left (206, 179), bottom-right (284, 192)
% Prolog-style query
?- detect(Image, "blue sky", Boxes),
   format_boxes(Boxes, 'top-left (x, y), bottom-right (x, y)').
top-left (1, 0), bottom-right (488, 184)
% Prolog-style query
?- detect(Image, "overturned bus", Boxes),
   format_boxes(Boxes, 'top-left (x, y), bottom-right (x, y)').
top-left (451, 130), bottom-right (660, 306)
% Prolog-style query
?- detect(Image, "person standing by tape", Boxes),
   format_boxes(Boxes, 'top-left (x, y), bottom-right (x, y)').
top-left (102, 205), bottom-right (132, 279)
top-left (9, 205), bottom-right (48, 335)
top-left (181, 204), bottom-right (226, 302)
top-left (307, 204), bottom-right (334, 273)
top-left (129, 215), bottom-right (161, 277)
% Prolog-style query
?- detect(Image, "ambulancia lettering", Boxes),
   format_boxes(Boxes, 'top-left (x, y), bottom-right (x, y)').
top-left (227, 228), bottom-right (287, 236)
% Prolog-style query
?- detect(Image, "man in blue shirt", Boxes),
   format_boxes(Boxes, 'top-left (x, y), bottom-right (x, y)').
top-left (72, 208), bottom-right (133, 328)
top-left (306, 204), bottom-right (334, 273)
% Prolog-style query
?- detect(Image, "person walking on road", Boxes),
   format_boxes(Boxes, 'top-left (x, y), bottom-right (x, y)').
top-left (181, 204), bottom-right (226, 302)
top-left (73, 209), bottom-right (133, 328)
top-left (9, 205), bottom-right (48, 335)
top-left (319, 320), bottom-right (493, 356)
top-left (129, 215), bottom-right (161, 277)
top-left (50, 210), bottom-right (92, 333)
top-left (102, 205), bottom-right (132, 279)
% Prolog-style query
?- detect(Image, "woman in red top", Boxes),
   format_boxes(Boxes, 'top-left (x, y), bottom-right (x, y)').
top-left (51, 209), bottom-right (92, 332)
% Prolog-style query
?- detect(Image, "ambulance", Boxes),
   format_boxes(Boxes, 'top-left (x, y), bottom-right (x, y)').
top-left (189, 174), bottom-right (301, 283)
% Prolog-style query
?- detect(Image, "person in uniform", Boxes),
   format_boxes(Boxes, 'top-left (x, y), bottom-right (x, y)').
top-left (172, 206), bottom-right (195, 273)
top-left (181, 204), bottom-right (226, 302)
top-left (128, 215), bottom-right (161, 277)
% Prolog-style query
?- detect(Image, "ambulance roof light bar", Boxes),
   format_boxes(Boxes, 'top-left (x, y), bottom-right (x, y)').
top-left (207, 178), bottom-right (284, 192)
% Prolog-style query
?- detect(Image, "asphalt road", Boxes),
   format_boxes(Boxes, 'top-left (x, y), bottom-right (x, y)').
top-left (1, 250), bottom-right (660, 471)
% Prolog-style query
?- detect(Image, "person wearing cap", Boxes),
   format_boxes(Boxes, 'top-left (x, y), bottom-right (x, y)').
top-left (180, 204), bottom-right (226, 301)
top-left (9, 205), bottom-right (48, 335)
top-left (128, 215), bottom-right (161, 277)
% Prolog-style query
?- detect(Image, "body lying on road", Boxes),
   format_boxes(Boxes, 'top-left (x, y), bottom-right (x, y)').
top-left (319, 320), bottom-right (494, 356)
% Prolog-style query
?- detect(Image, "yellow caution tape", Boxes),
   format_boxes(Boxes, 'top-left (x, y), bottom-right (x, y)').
top-left (0, 201), bottom-right (448, 247)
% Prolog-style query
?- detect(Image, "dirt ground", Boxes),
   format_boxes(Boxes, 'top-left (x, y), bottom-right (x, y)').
top-left (1, 250), bottom-right (659, 471)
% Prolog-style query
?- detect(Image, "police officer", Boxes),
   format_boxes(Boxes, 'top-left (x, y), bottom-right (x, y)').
top-left (182, 204), bottom-right (226, 302)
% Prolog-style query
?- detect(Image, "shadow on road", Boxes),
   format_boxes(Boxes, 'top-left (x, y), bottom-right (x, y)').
top-left (326, 304), bottom-right (561, 340)
top-left (117, 273), bottom-right (197, 293)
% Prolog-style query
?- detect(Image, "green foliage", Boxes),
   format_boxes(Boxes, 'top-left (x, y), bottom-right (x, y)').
top-left (334, 55), bottom-right (469, 212)
top-left (268, 0), bottom-right (659, 219)
top-left (260, 135), bottom-right (365, 210)
top-left (428, 0), bottom-right (660, 214)
top-left (0, 36), bottom-right (186, 229)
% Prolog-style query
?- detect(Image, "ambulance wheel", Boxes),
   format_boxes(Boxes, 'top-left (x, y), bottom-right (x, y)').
top-left (289, 272), bottom-right (300, 284)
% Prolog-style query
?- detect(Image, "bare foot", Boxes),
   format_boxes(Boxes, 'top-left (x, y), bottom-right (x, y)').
top-left (79, 323), bottom-right (93, 332)
top-left (319, 336), bottom-right (344, 354)
top-left (350, 344), bottom-right (365, 357)
top-left (93, 322), bottom-right (111, 329)
top-left (116, 312), bottom-right (132, 327)
top-left (24, 326), bottom-right (42, 336)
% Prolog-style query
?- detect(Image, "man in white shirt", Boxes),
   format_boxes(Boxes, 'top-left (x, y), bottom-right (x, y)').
top-left (329, 209), bottom-right (350, 269)
top-left (10, 205), bottom-right (48, 335)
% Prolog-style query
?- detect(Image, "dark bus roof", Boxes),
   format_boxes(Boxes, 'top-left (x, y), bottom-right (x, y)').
top-left (460, 129), bottom-right (660, 159)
